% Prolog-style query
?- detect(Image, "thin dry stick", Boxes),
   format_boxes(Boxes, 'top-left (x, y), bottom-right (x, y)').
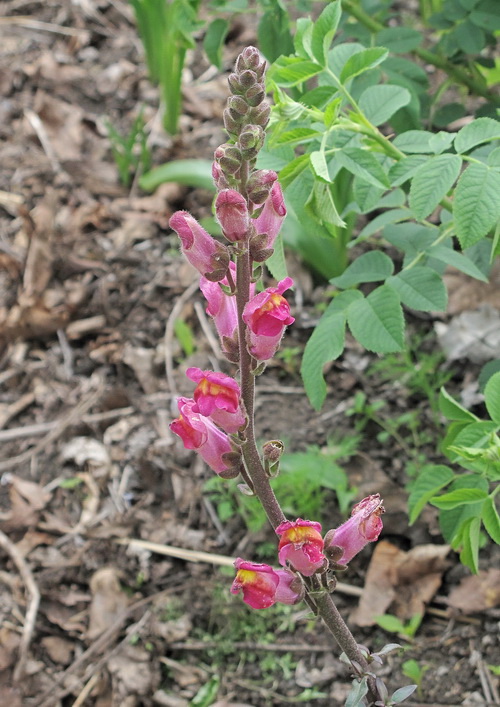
top-left (71, 672), bottom-right (100, 707)
top-left (0, 405), bottom-right (135, 444)
top-left (0, 381), bottom-right (104, 471)
top-left (0, 15), bottom-right (89, 36)
top-left (24, 109), bottom-right (63, 173)
top-left (164, 278), bottom-right (200, 397)
top-left (0, 528), bottom-right (40, 682)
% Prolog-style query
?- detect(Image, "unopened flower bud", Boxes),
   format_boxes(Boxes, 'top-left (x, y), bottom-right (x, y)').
top-left (212, 161), bottom-right (229, 190)
top-left (263, 440), bottom-right (284, 464)
top-left (246, 169), bottom-right (277, 204)
top-left (215, 189), bottom-right (250, 242)
top-left (239, 125), bottom-right (265, 161)
top-left (228, 72), bottom-right (245, 95)
top-left (249, 102), bottom-right (270, 128)
top-left (249, 232), bottom-right (273, 262)
top-left (236, 46), bottom-right (262, 73)
top-left (239, 69), bottom-right (258, 89)
top-left (216, 144), bottom-right (242, 175)
top-left (223, 108), bottom-right (239, 137)
top-left (229, 95), bottom-right (249, 117)
top-left (245, 84), bottom-right (265, 107)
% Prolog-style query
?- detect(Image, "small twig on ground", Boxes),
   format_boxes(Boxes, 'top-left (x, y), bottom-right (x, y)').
top-left (0, 380), bottom-right (104, 471)
top-left (0, 528), bottom-right (40, 682)
top-left (0, 15), bottom-right (89, 36)
top-left (0, 391), bottom-right (35, 430)
top-left (70, 672), bottom-right (100, 707)
top-left (170, 640), bottom-right (337, 653)
top-left (24, 109), bottom-right (63, 174)
top-left (164, 278), bottom-right (199, 398)
top-left (0, 406), bottom-right (135, 444)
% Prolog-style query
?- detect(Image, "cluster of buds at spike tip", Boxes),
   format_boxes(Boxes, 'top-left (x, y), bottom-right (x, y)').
top-left (224, 47), bottom-right (269, 141)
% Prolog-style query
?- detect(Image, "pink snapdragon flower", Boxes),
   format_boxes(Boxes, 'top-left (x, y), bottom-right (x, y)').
top-left (169, 211), bottom-right (228, 280)
top-left (186, 367), bottom-right (246, 434)
top-left (231, 558), bottom-right (303, 609)
top-left (200, 262), bottom-right (256, 344)
top-left (254, 181), bottom-right (286, 248)
top-left (242, 277), bottom-right (295, 360)
top-left (215, 189), bottom-right (250, 242)
top-left (200, 262), bottom-right (239, 340)
top-left (324, 495), bottom-right (384, 565)
top-left (170, 397), bottom-right (237, 475)
top-left (276, 519), bottom-right (325, 576)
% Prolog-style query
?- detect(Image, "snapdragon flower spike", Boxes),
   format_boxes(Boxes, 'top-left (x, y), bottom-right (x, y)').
top-left (276, 519), bottom-right (325, 577)
top-left (254, 181), bottom-right (286, 248)
top-left (242, 277), bottom-right (295, 360)
top-left (170, 397), bottom-right (237, 475)
top-left (169, 211), bottom-right (229, 281)
top-left (231, 559), bottom-right (302, 609)
top-left (186, 367), bottom-right (246, 434)
top-left (324, 494), bottom-right (385, 565)
top-left (215, 189), bottom-right (250, 242)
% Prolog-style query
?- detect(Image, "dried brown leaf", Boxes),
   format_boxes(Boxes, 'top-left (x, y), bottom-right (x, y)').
top-left (87, 567), bottom-right (129, 639)
top-left (448, 569), bottom-right (500, 612)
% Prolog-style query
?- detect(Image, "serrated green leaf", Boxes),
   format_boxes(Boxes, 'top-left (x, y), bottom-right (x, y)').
top-left (274, 127), bottom-right (322, 146)
top-left (339, 47), bottom-right (388, 83)
top-left (301, 291), bottom-right (363, 410)
top-left (279, 154), bottom-right (310, 188)
top-left (409, 154), bottom-right (462, 219)
top-left (454, 117), bottom-right (500, 154)
top-left (311, 0), bottom-right (341, 65)
top-left (428, 131), bottom-right (455, 154)
top-left (393, 130), bottom-right (436, 154)
top-left (460, 516), bottom-right (481, 573)
top-left (375, 27), bottom-right (422, 53)
top-left (389, 155), bottom-right (428, 187)
top-left (336, 147), bottom-right (390, 189)
top-left (484, 371), bottom-right (500, 424)
top-left (439, 387), bottom-right (478, 421)
top-left (481, 497), bottom-right (500, 543)
top-left (357, 209), bottom-right (409, 239)
top-left (203, 18), bottom-right (228, 68)
top-left (430, 244), bottom-right (489, 282)
top-left (352, 178), bottom-right (384, 213)
top-left (294, 16), bottom-right (314, 58)
top-left (268, 57), bottom-right (321, 86)
top-left (454, 163), bottom-right (500, 249)
top-left (438, 475), bottom-right (489, 544)
top-left (358, 85), bottom-right (411, 126)
top-left (387, 267), bottom-right (448, 311)
top-left (139, 159), bottom-right (214, 191)
top-left (310, 150), bottom-right (331, 182)
top-left (408, 465), bottom-right (455, 524)
top-left (257, 2), bottom-right (293, 63)
top-left (331, 251), bottom-right (394, 288)
top-left (431, 488), bottom-right (488, 509)
top-left (347, 285), bottom-right (404, 353)
top-left (306, 180), bottom-right (346, 228)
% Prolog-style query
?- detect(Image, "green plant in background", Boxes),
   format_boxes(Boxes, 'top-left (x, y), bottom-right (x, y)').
top-left (374, 613), bottom-right (423, 641)
top-left (401, 658), bottom-right (430, 698)
top-left (204, 436), bottom-right (359, 545)
top-left (106, 108), bottom-right (151, 187)
top-left (259, 1), bottom-right (500, 410)
top-left (129, 0), bottom-right (202, 135)
top-left (408, 371), bottom-right (500, 573)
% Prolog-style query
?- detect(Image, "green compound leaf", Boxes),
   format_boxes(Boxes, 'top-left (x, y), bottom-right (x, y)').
top-left (430, 244), bottom-right (489, 282)
top-left (409, 154), bottom-right (462, 219)
top-left (439, 387), bottom-right (478, 422)
top-left (460, 516), bottom-right (481, 574)
top-left (339, 47), bottom-right (388, 83)
top-left (268, 57), bottom-right (321, 86)
top-left (336, 147), bottom-right (390, 189)
top-left (311, 0), bottom-right (342, 65)
top-left (484, 371), bottom-right (500, 424)
top-left (203, 18), bottom-right (229, 68)
top-left (347, 285), bottom-right (405, 353)
top-left (375, 27), bottom-right (423, 53)
top-left (389, 155), bottom-right (428, 187)
top-left (273, 127), bottom-right (323, 146)
top-left (393, 130), bottom-right (436, 153)
top-left (387, 266), bottom-right (448, 311)
top-left (331, 251), bottom-right (394, 288)
top-left (301, 291), bottom-right (362, 411)
top-left (437, 475), bottom-right (488, 544)
top-left (454, 163), bottom-right (500, 249)
top-left (431, 487), bottom-right (488, 510)
top-left (358, 85), bottom-right (411, 126)
top-left (482, 497), bottom-right (500, 543)
top-left (306, 180), bottom-right (346, 228)
top-left (454, 117), bottom-right (500, 154)
top-left (408, 465), bottom-right (455, 524)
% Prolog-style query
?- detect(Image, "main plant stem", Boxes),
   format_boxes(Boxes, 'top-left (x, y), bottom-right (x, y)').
top-left (233, 184), bottom-right (377, 701)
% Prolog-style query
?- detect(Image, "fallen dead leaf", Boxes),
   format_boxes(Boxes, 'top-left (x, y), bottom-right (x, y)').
top-left (0, 474), bottom-right (51, 532)
top-left (448, 569), bottom-right (500, 612)
top-left (87, 567), bottom-right (129, 640)
top-left (41, 635), bottom-right (75, 665)
top-left (0, 627), bottom-right (21, 671)
top-left (351, 541), bottom-right (450, 626)
top-left (435, 304), bottom-right (500, 363)
top-left (108, 644), bottom-right (160, 697)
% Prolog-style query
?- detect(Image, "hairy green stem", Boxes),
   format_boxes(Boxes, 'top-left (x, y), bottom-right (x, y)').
top-left (342, 0), bottom-right (500, 106)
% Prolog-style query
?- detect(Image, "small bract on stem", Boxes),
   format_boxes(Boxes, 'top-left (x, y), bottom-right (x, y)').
top-left (169, 46), bottom-right (402, 706)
